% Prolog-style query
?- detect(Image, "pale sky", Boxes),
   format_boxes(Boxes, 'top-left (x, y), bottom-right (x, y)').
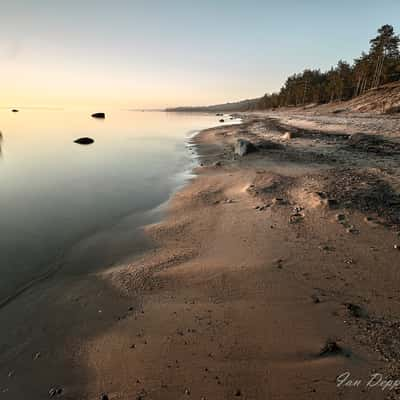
top-left (1, 0), bottom-right (400, 109)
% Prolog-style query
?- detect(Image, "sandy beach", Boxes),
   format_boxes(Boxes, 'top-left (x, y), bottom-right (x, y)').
top-left (1, 111), bottom-right (400, 399)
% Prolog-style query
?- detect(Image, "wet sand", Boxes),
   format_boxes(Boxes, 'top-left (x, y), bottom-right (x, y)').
top-left (1, 112), bottom-right (400, 399)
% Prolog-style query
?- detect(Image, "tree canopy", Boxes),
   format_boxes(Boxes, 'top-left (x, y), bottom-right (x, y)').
top-left (256, 25), bottom-right (400, 110)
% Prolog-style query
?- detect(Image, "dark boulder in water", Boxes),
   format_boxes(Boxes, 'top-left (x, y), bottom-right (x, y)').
top-left (219, 119), bottom-right (225, 123)
top-left (91, 112), bottom-right (105, 119)
top-left (74, 137), bottom-right (94, 145)
top-left (11, 109), bottom-right (19, 113)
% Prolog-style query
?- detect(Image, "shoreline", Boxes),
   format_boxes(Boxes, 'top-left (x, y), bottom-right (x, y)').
top-left (1, 111), bottom-right (400, 399)
top-left (0, 117), bottom-right (221, 311)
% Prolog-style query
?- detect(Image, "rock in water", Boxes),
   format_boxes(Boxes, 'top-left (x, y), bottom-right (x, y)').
top-left (74, 137), bottom-right (94, 145)
top-left (11, 109), bottom-right (19, 112)
top-left (219, 119), bottom-right (225, 123)
top-left (91, 112), bottom-right (106, 119)
top-left (234, 138), bottom-right (257, 156)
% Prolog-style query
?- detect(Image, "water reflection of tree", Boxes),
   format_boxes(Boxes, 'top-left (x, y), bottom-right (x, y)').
top-left (0, 132), bottom-right (3, 158)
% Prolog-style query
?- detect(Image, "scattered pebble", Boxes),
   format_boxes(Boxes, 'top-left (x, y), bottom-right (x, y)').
top-left (319, 245), bottom-right (335, 252)
top-left (319, 340), bottom-right (342, 356)
top-left (293, 205), bottom-right (303, 213)
top-left (48, 387), bottom-right (63, 398)
top-left (311, 294), bottom-right (321, 304)
top-left (327, 199), bottom-right (338, 208)
top-left (336, 214), bottom-right (346, 222)
top-left (136, 389), bottom-right (147, 399)
top-left (289, 213), bottom-right (304, 224)
top-left (273, 197), bottom-right (286, 205)
top-left (345, 303), bottom-right (367, 318)
top-left (282, 132), bottom-right (292, 140)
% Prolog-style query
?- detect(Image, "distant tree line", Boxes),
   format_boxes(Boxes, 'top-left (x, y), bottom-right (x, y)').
top-left (256, 25), bottom-right (400, 109)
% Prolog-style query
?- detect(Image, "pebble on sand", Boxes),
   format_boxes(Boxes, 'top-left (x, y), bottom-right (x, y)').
top-left (234, 138), bottom-right (257, 156)
top-left (336, 213), bottom-right (346, 222)
top-left (282, 132), bottom-right (292, 140)
top-left (345, 303), bottom-right (366, 318)
top-left (311, 294), bottom-right (321, 304)
top-left (319, 340), bottom-right (342, 356)
top-left (48, 387), bottom-right (63, 398)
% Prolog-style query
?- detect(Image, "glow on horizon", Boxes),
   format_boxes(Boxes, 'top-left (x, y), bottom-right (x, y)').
top-left (1, 0), bottom-right (400, 109)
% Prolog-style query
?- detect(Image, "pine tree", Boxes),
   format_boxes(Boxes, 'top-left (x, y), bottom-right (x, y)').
top-left (369, 25), bottom-right (400, 88)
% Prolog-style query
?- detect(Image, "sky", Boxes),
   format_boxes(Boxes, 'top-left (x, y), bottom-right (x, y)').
top-left (1, 0), bottom-right (400, 109)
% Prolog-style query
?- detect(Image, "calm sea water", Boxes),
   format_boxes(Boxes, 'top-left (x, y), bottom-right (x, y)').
top-left (0, 109), bottom-right (235, 303)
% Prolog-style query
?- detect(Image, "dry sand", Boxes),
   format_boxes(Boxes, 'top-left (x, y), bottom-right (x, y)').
top-left (1, 112), bottom-right (400, 399)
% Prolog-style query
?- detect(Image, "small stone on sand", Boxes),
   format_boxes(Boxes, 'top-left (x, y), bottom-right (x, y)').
top-left (319, 340), bottom-right (342, 356)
